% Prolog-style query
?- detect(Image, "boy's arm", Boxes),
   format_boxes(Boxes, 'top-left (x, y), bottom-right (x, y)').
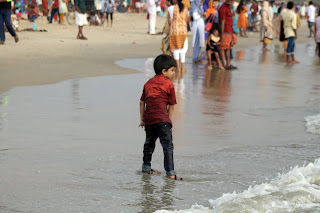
top-left (139, 101), bottom-right (145, 128)
top-left (168, 105), bottom-right (174, 120)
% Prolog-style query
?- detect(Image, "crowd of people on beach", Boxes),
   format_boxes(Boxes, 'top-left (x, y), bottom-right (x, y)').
top-left (155, 0), bottom-right (320, 69)
top-left (1, 0), bottom-right (320, 61)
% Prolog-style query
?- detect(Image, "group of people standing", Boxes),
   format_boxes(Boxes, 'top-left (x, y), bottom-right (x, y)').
top-left (160, 0), bottom-right (239, 71)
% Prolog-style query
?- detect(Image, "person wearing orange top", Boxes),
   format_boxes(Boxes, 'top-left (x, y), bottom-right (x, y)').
top-left (236, 0), bottom-right (248, 37)
top-left (205, 0), bottom-right (215, 18)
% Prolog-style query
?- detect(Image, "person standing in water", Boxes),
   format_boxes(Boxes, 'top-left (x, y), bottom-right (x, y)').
top-left (282, 1), bottom-right (299, 64)
top-left (139, 54), bottom-right (182, 181)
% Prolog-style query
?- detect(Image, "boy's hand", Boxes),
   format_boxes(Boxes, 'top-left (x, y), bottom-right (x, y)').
top-left (138, 121), bottom-right (145, 128)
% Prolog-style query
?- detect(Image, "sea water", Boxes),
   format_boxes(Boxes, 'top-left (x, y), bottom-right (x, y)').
top-left (0, 43), bottom-right (320, 213)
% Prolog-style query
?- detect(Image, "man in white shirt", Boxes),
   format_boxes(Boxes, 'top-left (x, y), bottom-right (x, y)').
top-left (147, 0), bottom-right (157, 35)
top-left (307, 1), bottom-right (315, 37)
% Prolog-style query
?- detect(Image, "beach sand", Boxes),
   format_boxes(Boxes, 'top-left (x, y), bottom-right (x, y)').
top-left (0, 13), bottom-right (314, 95)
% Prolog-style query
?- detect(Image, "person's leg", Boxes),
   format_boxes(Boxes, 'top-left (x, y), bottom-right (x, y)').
top-left (193, 29), bottom-right (201, 62)
top-left (286, 36), bottom-right (293, 63)
top-left (149, 11), bottom-right (156, 34)
top-left (49, 8), bottom-right (55, 23)
top-left (3, 9), bottom-right (18, 42)
top-left (290, 39), bottom-right (299, 64)
top-left (157, 122), bottom-right (175, 177)
top-left (173, 50), bottom-right (181, 71)
top-left (206, 50), bottom-right (212, 66)
top-left (214, 51), bottom-right (224, 69)
top-left (110, 13), bottom-right (113, 27)
top-left (142, 123), bottom-right (158, 173)
top-left (0, 10), bottom-right (5, 43)
top-left (106, 12), bottom-right (109, 26)
top-left (180, 53), bottom-right (185, 72)
top-left (220, 49), bottom-right (226, 67)
top-left (226, 48), bottom-right (231, 67)
top-left (243, 27), bottom-right (247, 37)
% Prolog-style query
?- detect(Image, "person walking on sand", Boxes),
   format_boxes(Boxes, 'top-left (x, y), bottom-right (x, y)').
top-left (147, 0), bottom-right (157, 34)
top-left (190, 0), bottom-right (205, 64)
top-left (169, 0), bottom-right (188, 72)
top-left (307, 1), bottom-right (315, 38)
top-left (104, 0), bottom-right (114, 27)
top-left (282, 1), bottom-right (299, 64)
top-left (75, 0), bottom-right (87, 40)
top-left (218, 0), bottom-right (237, 70)
top-left (139, 54), bottom-right (182, 181)
top-left (0, 0), bottom-right (19, 44)
top-left (314, 9), bottom-right (320, 58)
top-left (49, 0), bottom-right (60, 23)
top-left (236, 0), bottom-right (248, 37)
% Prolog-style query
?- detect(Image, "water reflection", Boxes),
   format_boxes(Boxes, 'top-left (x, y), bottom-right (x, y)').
top-left (138, 175), bottom-right (176, 213)
top-left (236, 50), bottom-right (246, 62)
top-left (0, 94), bottom-right (9, 132)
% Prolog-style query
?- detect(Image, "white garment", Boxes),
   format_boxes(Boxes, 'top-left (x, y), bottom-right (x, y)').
top-left (300, 5), bottom-right (306, 16)
top-left (308, 5), bottom-right (315, 23)
top-left (149, 11), bottom-right (157, 34)
top-left (147, 0), bottom-right (156, 14)
top-left (172, 38), bottom-right (188, 63)
top-left (168, 5), bottom-right (174, 21)
top-left (268, 6), bottom-right (273, 20)
top-left (192, 12), bottom-right (205, 47)
top-left (75, 11), bottom-right (88, 26)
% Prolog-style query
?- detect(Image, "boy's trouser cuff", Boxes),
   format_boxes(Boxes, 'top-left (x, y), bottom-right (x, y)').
top-left (142, 164), bottom-right (151, 172)
top-left (166, 170), bottom-right (176, 176)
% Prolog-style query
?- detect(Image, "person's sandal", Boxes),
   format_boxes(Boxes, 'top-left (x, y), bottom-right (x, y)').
top-left (230, 65), bottom-right (238, 70)
top-left (143, 169), bottom-right (161, 174)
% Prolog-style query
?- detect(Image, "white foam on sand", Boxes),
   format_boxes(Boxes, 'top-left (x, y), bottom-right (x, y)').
top-left (305, 113), bottom-right (320, 135)
top-left (155, 158), bottom-right (320, 213)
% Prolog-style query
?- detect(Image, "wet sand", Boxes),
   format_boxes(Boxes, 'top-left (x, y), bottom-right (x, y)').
top-left (1, 13), bottom-right (320, 213)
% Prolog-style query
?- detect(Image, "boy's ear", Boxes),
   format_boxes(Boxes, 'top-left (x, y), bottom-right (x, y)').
top-left (161, 69), bottom-right (167, 75)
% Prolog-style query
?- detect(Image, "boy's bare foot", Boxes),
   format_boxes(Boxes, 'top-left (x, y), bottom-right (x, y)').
top-left (14, 35), bottom-right (19, 43)
top-left (168, 175), bottom-right (183, 180)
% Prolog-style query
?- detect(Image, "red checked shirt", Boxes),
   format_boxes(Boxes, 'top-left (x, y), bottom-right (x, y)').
top-left (140, 74), bottom-right (177, 125)
top-left (218, 3), bottom-right (233, 34)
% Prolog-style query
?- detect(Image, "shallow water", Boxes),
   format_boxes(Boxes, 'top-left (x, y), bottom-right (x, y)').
top-left (1, 43), bottom-right (320, 213)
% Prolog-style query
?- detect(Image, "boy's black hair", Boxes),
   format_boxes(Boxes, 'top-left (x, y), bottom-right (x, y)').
top-left (153, 54), bottom-right (177, 75)
top-left (287, 1), bottom-right (293, 9)
top-left (309, 1), bottom-right (313, 5)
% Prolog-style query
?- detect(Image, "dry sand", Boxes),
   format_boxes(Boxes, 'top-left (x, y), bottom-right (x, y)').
top-left (0, 13), bottom-right (313, 94)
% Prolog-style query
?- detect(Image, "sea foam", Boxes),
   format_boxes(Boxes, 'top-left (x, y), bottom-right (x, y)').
top-left (155, 159), bottom-right (320, 213)
top-left (305, 113), bottom-right (320, 135)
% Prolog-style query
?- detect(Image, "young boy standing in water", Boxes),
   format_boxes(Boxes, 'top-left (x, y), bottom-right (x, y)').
top-left (139, 54), bottom-right (182, 180)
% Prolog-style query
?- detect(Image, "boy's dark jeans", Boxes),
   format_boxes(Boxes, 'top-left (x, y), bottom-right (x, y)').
top-left (142, 122), bottom-right (176, 176)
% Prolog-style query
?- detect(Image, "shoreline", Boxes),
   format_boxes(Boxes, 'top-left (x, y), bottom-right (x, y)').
top-left (0, 13), bottom-right (314, 95)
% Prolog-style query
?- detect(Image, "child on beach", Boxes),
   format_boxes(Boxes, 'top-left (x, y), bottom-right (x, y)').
top-left (139, 54), bottom-right (182, 180)
top-left (281, 1), bottom-right (299, 64)
top-left (206, 26), bottom-right (224, 69)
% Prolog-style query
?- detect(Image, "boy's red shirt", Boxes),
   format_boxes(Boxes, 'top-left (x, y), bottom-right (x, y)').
top-left (140, 74), bottom-right (177, 125)
top-left (218, 3), bottom-right (233, 34)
